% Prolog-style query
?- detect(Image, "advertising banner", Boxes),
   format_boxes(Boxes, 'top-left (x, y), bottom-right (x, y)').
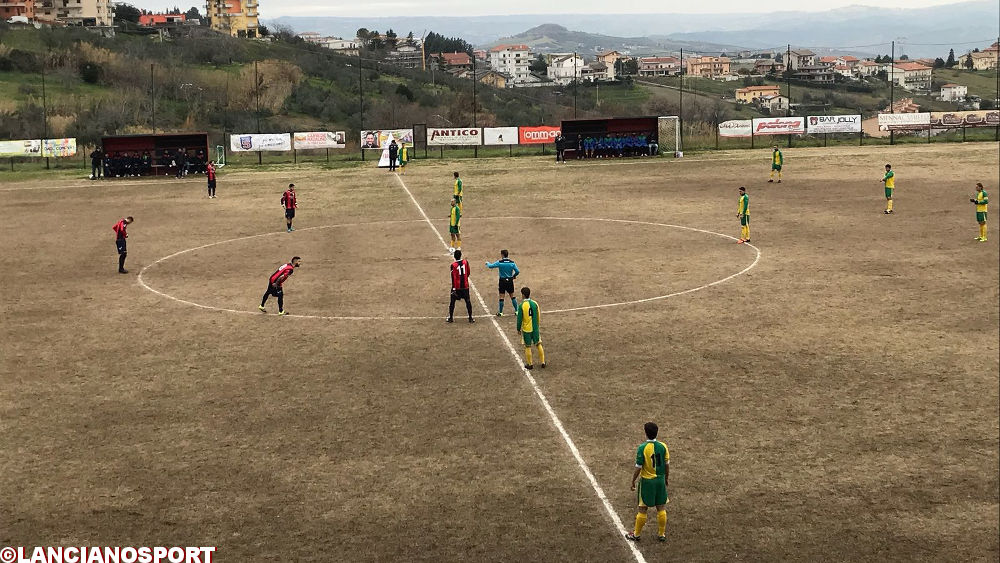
top-left (718, 119), bottom-right (753, 138)
top-left (293, 131), bottom-right (346, 149)
top-left (483, 127), bottom-right (519, 145)
top-left (877, 113), bottom-right (930, 131)
top-left (751, 117), bottom-right (806, 135)
top-left (807, 115), bottom-right (862, 134)
top-left (519, 125), bottom-right (561, 144)
top-left (929, 110), bottom-right (1000, 128)
top-left (427, 127), bottom-right (483, 146)
top-left (361, 129), bottom-right (414, 149)
top-left (230, 133), bottom-right (292, 152)
top-left (0, 139), bottom-right (42, 157)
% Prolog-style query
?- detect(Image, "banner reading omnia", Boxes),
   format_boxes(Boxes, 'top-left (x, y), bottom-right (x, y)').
top-left (519, 126), bottom-right (561, 144)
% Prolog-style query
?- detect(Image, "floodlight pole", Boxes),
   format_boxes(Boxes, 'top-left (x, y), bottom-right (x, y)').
top-left (573, 51), bottom-right (578, 118)
top-left (150, 63), bottom-right (156, 134)
top-left (255, 60), bottom-right (262, 165)
top-left (679, 48), bottom-right (684, 152)
top-left (786, 44), bottom-right (792, 148)
top-left (472, 53), bottom-right (478, 157)
top-left (359, 51), bottom-right (365, 161)
top-left (889, 40), bottom-right (895, 146)
top-left (41, 52), bottom-right (49, 169)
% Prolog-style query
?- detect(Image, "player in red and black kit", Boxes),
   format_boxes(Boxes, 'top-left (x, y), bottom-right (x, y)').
top-left (259, 256), bottom-right (301, 315)
top-left (113, 216), bottom-right (134, 274)
top-left (447, 249), bottom-right (475, 323)
top-left (281, 183), bottom-right (297, 232)
top-left (206, 161), bottom-right (217, 198)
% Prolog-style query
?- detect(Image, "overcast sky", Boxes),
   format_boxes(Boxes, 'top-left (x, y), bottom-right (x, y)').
top-left (130, 0), bottom-right (972, 17)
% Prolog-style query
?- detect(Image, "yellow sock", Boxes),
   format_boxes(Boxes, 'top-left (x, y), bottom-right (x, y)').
top-left (745, 226), bottom-right (750, 240)
top-left (887, 199), bottom-right (893, 211)
top-left (634, 512), bottom-right (647, 536)
top-left (778, 171), bottom-right (782, 180)
top-left (536, 344), bottom-right (545, 365)
top-left (657, 510), bottom-right (667, 536)
top-left (456, 239), bottom-right (461, 249)
top-left (981, 224), bottom-right (987, 239)
top-left (769, 170), bottom-right (775, 180)
top-left (524, 347), bottom-right (532, 365)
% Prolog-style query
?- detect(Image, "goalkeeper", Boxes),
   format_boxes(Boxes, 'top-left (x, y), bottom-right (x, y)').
top-left (485, 249), bottom-right (520, 317)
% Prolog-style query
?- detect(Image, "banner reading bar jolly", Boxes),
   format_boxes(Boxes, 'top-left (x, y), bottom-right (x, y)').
top-left (293, 131), bottom-right (346, 149)
top-left (877, 113), bottom-right (930, 131)
top-left (807, 115), bottom-right (861, 134)
top-left (929, 110), bottom-right (1000, 128)
top-left (230, 133), bottom-right (292, 152)
top-left (718, 120), bottom-right (752, 138)
top-left (519, 126), bottom-right (560, 144)
top-left (427, 127), bottom-right (483, 146)
top-left (483, 127), bottom-right (519, 145)
top-left (751, 117), bottom-right (805, 135)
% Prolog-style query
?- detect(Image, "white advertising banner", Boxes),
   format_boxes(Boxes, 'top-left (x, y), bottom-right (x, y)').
top-left (752, 117), bottom-right (806, 135)
top-left (807, 115), bottom-right (861, 134)
top-left (483, 127), bottom-right (518, 145)
top-left (877, 113), bottom-right (930, 131)
top-left (293, 131), bottom-right (346, 149)
top-left (42, 138), bottom-right (77, 157)
top-left (0, 139), bottom-right (42, 157)
top-left (427, 127), bottom-right (483, 146)
top-left (230, 133), bottom-right (292, 152)
top-left (718, 119), bottom-right (753, 138)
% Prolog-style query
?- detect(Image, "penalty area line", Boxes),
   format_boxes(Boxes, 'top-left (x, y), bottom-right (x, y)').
top-left (392, 173), bottom-right (647, 563)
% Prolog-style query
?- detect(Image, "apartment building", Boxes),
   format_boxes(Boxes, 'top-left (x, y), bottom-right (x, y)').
top-left (206, 0), bottom-right (258, 38)
top-left (547, 53), bottom-right (584, 84)
top-left (787, 49), bottom-right (816, 71)
top-left (0, 0), bottom-right (34, 20)
top-left (735, 84), bottom-right (781, 103)
top-left (888, 62), bottom-right (932, 90)
top-left (33, 0), bottom-right (113, 27)
top-left (638, 56), bottom-right (679, 76)
top-left (685, 55), bottom-right (731, 78)
top-left (488, 44), bottom-right (531, 85)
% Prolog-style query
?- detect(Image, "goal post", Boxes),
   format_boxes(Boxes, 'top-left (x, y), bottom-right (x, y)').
top-left (658, 116), bottom-right (681, 157)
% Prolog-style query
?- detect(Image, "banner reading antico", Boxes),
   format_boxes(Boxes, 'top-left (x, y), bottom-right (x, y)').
top-left (427, 127), bottom-right (483, 146)
top-left (518, 126), bottom-right (561, 144)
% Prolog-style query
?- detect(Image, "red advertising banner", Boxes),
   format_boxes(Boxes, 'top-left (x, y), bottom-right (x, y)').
top-left (519, 126), bottom-right (561, 144)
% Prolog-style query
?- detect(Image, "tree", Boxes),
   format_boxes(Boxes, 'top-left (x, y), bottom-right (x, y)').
top-left (405, 31), bottom-right (415, 47)
top-left (258, 25), bottom-right (270, 37)
top-left (529, 54), bottom-right (547, 74)
top-left (946, 49), bottom-right (956, 67)
top-left (114, 3), bottom-right (141, 24)
top-left (899, 54), bottom-right (909, 60)
top-left (964, 53), bottom-right (974, 69)
top-left (933, 57), bottom-right (945, 68)
top-left (356, 28), bottom-right (370, 42)
top-left (185, 6), bottom-right (202, 21)
top-left (623, 57), bottom-right (638, 75)
top-left (774, 53), bottom-right (782, 63)
top-left (385, 29), bottom-right (398, 49)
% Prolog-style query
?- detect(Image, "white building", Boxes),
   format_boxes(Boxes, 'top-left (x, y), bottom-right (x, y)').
top-left (638, 56), bottom-right (680, 76)
top-left (547, 53), bottom-right (584, 84)
top-left (888, 62), bottom-right (932, 90)
top-left (940, 83), bottom-right (968, 102)
top-left (489, 44), bottom-right (532, 85)
top-left (787, 49), bottom-right (816, 71)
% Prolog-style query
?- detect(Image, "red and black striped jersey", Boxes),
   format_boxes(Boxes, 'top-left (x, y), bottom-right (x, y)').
top-left (113, 219), bottom-right (128, 239)
top-left (281, 190), bottom-right (297, 209)
top-left (206, 165), bottom-right (216, 181)
top-left (450, 259), bottom-right (470, 290)
top-left (269, 263), bottom-right (295, 286)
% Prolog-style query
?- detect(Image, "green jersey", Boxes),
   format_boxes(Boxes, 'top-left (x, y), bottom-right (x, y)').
top-left (635, 440), bottom-right (669, 480)
top-left (738, 193), bottom-right (749, 216)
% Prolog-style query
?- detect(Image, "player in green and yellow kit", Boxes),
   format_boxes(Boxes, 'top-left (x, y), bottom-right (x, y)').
top-left (398, 144), bottom-right (409, 174)
top-left (737, 186), bottom-right (750, 243)
top-left (448, 198), bottom-right (461, 253)
top-left (625, 421), bottom-right (670, 543)
top-left (881, 164), bottom-right (895, 214)
top-left (453, 171), bottom-right (463, 212)
top-left (971, 182), bottom-right (989, 242)
top-left (516, 287), bottom-right (545, 369)
top-left (768, 145), bottom-right (783, 183)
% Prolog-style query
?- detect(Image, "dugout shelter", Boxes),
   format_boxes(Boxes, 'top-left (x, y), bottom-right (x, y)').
top-left (100, 132), bottom-right (210, 177)
top-left (560, 116), bottom-right (660, 159)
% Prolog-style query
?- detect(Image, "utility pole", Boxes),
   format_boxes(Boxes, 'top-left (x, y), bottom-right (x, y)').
top-left (150, 63), bottom-right (156, 133)
top-left (41, 52), bottom-right (49, 169)
top-left (359, 51), bottom-right (365, 161)
top-left (472, 53), bottom-right (478, 157)
top-left (786, 44), bottom-right (792, 148)
top-left (679, 48), bottom-right (684, 152)
top-left (889, 40), bottom-right (895, 146)
top-left (573, 51), bottom-right (578, 118)
top-left (255, 60), bottom-right (262, 165)
top-left (996, 35), bottom-right (999, 141)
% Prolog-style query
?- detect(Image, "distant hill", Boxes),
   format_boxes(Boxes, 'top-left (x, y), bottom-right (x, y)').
top-left (489, 24), bottom-right (746, 57)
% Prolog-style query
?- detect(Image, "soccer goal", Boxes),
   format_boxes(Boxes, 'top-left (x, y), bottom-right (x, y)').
top-left (658, 116), bottom-right (681, 157)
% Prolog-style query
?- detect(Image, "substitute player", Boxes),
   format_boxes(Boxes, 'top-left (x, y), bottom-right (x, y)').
top-left (281, 183), bottom-right (297, 231)
top-left (768, 145), bottom-right (783, 183)
top-left (516, 287), bottom-right (545, 369)
top-left (881, 164), bottom-right (894, 214)
top-left (448, 198), bottom-right (462, 253)
top-left (971, 182), bottom-right (989, 242)
top-left (486, 249), bottom-right (519, 316)
top-left (737, 186), bottom-right (751, 244)
top-left (398, 143), bottom-right (409, 174)
top-left (113, 216), bottom-right (134, 274)
top-left (447, 249), bottom-right (475, 323)
top-left (625, 421), bottom-right (670, 543)
top-left (453, 171), bottom-right (463, 212)
top-left (206, 161), bottom-right (217, 198)
top-left (259, 256), bottom-right (301, 315)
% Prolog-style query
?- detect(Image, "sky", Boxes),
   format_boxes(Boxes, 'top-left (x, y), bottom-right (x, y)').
top-left (127, 0), bottom-right (975, 17)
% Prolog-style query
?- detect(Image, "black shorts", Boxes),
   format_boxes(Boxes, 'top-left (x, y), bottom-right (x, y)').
top-left (285, 208), bottom-right (295, 219)
top-left (451, 288), bottom-right (470, 300)
top-left (208, 179), bottom-right (216, 189)
top-left (116, 238), bottom-right (127, 255)
top-left (265, 283), bottom-right (283, 297)
top-left (498, 278), bottom-right (515, 294)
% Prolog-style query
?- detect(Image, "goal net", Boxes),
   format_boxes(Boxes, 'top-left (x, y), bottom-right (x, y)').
top-left (658, 116), bottom-right (681, 157)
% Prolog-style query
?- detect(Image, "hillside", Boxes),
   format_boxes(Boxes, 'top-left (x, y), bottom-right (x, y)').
top-left (490, 24), bottom-right (745, 56)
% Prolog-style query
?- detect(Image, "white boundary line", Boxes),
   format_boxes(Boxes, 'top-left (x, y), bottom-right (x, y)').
top-left (393, 173), bottom-right (648, 563)
top-left (137, 218), bottom-right (759, 321)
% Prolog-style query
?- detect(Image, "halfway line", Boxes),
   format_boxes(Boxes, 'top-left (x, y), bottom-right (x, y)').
top-left (393, 173), bottom-right (646, 563)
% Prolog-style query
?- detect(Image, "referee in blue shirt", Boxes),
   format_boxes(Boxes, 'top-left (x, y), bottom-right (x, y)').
top-left (485, 249), bottom-right (520, 317)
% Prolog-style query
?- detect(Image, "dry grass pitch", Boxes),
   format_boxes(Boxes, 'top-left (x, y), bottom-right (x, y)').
top-left (1, 143), bottom-right (998, 562)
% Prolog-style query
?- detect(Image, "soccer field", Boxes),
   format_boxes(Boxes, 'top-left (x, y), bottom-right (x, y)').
top-left (1, 144), bottom-right (998, 562)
